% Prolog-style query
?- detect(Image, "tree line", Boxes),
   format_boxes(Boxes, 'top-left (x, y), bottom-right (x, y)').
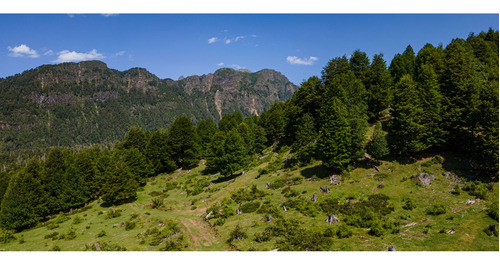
top-left (0, 29), bottom-right (497, 232)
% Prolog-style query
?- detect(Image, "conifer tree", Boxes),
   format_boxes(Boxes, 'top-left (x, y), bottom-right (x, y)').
top-left (167, 116), bottom-right (200, 169)
top-left (120, 126), bottom-right (146, 153)
top-left (365, 54), bottom-right (393, 119)
top-left (0, 159), bottom-right (47, 230)
top-left (196, 119), bottom-right (218, 157)
top-left (390, 45), bottom-right (417, 82)
top-left (0, 171), bottom-right (10, 203)
top-left (292, 113), bottom-right (317, 163)
top-left (366, 121), bottom-right (389, 159)
top-left (145, 129), bottom-right (176, 174)
top-left (317, 97), bottom-right (352, 171)
top-left (387, 75), bottom-right (427, 154)
top-left (101, 160), bottom-right (138, 205)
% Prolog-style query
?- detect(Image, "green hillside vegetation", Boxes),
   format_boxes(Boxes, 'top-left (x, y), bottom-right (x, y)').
top-left (0, 29), bottom-right (498, 251)
top-left (0, 65), bottom-right (296, 165)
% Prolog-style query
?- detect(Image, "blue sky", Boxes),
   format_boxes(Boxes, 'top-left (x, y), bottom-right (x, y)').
top-left (0, 14), bottom-right (498, 85)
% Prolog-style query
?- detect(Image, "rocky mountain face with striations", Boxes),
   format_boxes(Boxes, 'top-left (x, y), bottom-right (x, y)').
top-left (0, 60), bottom-right (296, 154)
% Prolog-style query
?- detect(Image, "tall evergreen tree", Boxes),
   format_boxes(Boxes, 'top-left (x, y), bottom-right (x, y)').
top-left (41, 147), bottom-right (69, 213)
top-left (416, 63), bottom-right (446, 148)
top-left (73, 150), bottom-right (99, 200)
top-left (167, 116), bottom-right (200, 169)
top-left (0, 159), bottom-right (47, 230)
top-left (349, 50), bottom-right (370, 81)
top-left (387, 75), bottom-right (427, 154)
top-left (0, 171), bottom-right (10, 202)
top-left (292, 113), bottom-right (317, 164)
top-left (196, 119), bottom-right (218, 157)
top-left (219, 112), bottom-right (243, 132)
top-left (145, 129), bottom-right (176, 174)
top-left (317, 97), bottom-right (352, 171)
top-left (100, 160), bottom-right (138, 206)
top-left (365, 54), bottom-right (393, 119)
top-left (390, 45), bottom-right (417, 82)
top-left (252, 125), bottom-right (268, 155)
top-left (120, 126), bottom-right (146, 153)
top-left (324, 71), bottom-right (368, 159)
top-left (366, 121), bottom-right (389, 159)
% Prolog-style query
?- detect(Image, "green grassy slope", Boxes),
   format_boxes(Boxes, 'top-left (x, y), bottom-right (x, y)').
top-left (0, 149), bottom-right (498, 251)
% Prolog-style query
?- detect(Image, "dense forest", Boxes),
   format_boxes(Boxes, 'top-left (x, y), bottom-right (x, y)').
top-left (0, 29), bottom-right (498, 247)
top-left (0, 63), bottom-right (295, 165)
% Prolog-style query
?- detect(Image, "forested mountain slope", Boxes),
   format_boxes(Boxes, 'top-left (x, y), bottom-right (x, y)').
top-left (0, 61), bottom-right (296, 156)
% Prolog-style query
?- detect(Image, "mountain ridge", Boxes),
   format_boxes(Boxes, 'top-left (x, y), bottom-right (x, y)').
top-left (0, 60), bottom-right (297, 154)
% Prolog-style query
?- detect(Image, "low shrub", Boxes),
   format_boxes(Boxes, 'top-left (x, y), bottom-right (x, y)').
top-left (422, 156), bottom-right (443, 167)
top-left (151, 198), bottom-right (164, 209)
top-left (228, 224), bottom-right (247, 242)
top-left (240, 201), bottom-right (261, 213)
top-left (0, 229), bottom-right (17, 244)
top-left (487, 201), bottom-right (499, 221)
top-left (105, 209), bottom-right (121, 219)
top-left (85, 241), bottom-right (127, 251)
top-left (125, 221), bottom-right (136, 231)
top-left (462, 181), bottom-right (488, 200)
top-left (97, 230), bottom-right (106, 237)
top-left (336, 224), bottom-right (353, 239)
top-left (369, 220), bottom-right (385, 237)
top-left (44, 232), bottom-right (59, 240)
top-left (402, 198), bottom-right (416, 211)
top-left (427, 204), bottom-right (446, 215)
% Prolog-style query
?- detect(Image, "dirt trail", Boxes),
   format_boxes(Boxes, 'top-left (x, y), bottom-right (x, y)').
top-left (178, 217), bottom-right (217, 247)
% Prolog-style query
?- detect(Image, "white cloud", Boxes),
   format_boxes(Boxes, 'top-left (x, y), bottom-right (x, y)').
top-left (250, 34), bottom-right (257, 38)
top-left (286, 56), bottom-right (318, 66)
top-left (208, 37), bottom-right (218, 44)
top-left (101, 14), bottom-right (118, 17)
top-left (225, 39), bottom-right (231, 44)
top-left (44, 50), bottom-right (54, 56)
top-left (54, 49), bottom-right (105, 63)
top-left (8, 44), bottom-right (40, 58)
top-left (115, 51), bottom-right (125, 56)
top-left (67, 14), bottom-right (75, 18)
top-left (231, 64), bottom-right (245, 70)
top-left (235, 36), bottom-right (246, 41)
top-left (217, 62), bottom-right (224, 66)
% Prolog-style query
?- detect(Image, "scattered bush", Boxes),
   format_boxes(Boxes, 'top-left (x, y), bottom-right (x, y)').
top-left (97, 230), bottom-right (106, 237)
top-left (402, 198), bottom-right (416, 211)
top-left (487, 201), bottom-right (499, 221)
top-left (125, 221), bottom-right (136, 231)
top-left (85, 241), bottom-right (127, 251)
top-left (136, 220), bottom-right (184, 249)
top-left (369, 220), bottom-right (385, 237)
top-left (231, 185), bottom-right (266, 203)
top-left (422, 156), bottom-right (443, 167)
top-left (462, 181), bottom-right (488, 200)
top-left (130, 213), bottom-right (139, 220)
top-left (228, 224), bottom-right (247, 242)
top-left (151, 198), bottom-right (164, 209)
top-left (374, 173), bottom-right (389, 181)
top-left (240, 201), bottom-right (261, 213)
top-left (0, 229), bottom-right (17, 243)
top-left (72, 216), bottom-right (83, 225)
top-left (281, 186), bottom-right (299, 198)
top-left (336, 225), bottom-right (352, 239)
top-left (149, 191), bottom-right (163, 197)
top-left (427, 204), bottom-right (446, 215)
top-left (44, 232), bottom-right (59, 240)
top-left (451, 184), bottom-right (461, 195)
top-left (51, 245), bottom-right (61, 251)
top-left (323, 227), bottom-right (335, 237)
top-left (105, 209), bottom-right (122, 219)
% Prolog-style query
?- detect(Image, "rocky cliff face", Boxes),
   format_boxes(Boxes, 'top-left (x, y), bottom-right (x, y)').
top-left (0, 61), bottom-right (296, 152)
